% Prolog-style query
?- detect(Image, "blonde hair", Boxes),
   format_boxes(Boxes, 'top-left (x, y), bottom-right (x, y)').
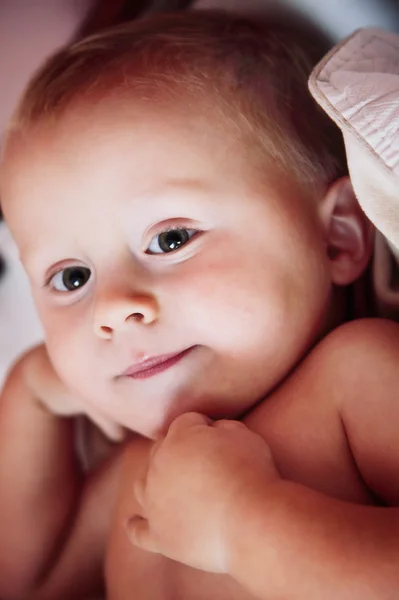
top-left (9, 10), bottom-right (346, 187)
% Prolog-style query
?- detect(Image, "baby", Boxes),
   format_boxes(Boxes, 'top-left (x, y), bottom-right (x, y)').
top-left (0, 10), bottom-right (398, 600)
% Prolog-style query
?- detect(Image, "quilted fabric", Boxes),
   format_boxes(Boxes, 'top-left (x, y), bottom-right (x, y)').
top-left (309, 28), bottom-right (399, 246)
top-left (309, 27), bottom-right (399, 179)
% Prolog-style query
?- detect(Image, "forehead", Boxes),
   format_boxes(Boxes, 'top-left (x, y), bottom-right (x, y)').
top-left (1, 98), bottom-right (251, 207)
top-left (1, 98), bottom-right (260, 252)
top-left (2, 101), bottom-right (230, 183)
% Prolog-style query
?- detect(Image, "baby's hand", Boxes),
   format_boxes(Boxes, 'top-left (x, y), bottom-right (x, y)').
top-left (21, 344), bottom-right (124, 441)
top-left (127, 412), bottom-right (279, 573)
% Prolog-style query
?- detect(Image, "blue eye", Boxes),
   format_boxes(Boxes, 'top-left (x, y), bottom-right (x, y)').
top-left (50, 266), bottom-right (91, 292)
top-left (146, 228), bottom-right (197, 254)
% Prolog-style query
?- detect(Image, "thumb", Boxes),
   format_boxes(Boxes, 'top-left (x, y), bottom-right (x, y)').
top-left (168, 412), bottom-right (213, 435)
top-left (126, 516), bottom-right (160, 554)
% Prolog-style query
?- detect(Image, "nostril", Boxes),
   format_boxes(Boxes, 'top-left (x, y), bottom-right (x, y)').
top-left (100, 325), bottom-right (113, 336)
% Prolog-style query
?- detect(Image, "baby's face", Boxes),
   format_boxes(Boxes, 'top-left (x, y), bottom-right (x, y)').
top-left (1, 100), bottom-right (332, 437)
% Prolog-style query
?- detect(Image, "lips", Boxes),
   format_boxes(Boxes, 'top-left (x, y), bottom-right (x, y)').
top-left (121, 347), bottom-right (194, 380)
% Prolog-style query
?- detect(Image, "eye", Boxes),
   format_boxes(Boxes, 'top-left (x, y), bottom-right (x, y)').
top-left (146, 228), bottom-right (197, 254)
top-left (49, 266), bottom-right (91, 292)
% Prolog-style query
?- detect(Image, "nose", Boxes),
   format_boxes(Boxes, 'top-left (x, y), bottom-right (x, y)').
top-left (93, 290), bottom-right (159, 340)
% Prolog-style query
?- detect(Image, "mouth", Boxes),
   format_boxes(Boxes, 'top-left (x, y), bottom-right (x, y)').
top-left (120, 347), bottom-right (195, 380)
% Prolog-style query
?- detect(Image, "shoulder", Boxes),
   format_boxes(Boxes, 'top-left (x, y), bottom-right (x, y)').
top-left (311, 319), bottom-right (399, 452)
top-left (321, 320), bottom-right (399, 504)
top-left (309, 318), bottom-right (399, 373)
top-left (267, 317), bottom-right (399, 418)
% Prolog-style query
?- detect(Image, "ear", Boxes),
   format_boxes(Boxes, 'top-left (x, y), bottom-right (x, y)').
top-left (319, 176), bottom-right (374, 286)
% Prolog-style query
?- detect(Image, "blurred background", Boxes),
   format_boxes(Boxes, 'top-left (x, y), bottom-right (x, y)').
top-left (0, 0), bottom-right (398, 383)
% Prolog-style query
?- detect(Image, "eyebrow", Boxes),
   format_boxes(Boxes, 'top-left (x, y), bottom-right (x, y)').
top-left (155, 178), bottom-right (211, 194)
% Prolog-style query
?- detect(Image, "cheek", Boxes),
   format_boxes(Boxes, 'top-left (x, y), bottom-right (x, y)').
top-left (47, 336), bottom-right (84, 390)
top-left (167, 233), bottom-right (331, 357)
top-left (39, 308), bottom-right (93, 391)
top-left (169, 250), bottom-right (292, 346)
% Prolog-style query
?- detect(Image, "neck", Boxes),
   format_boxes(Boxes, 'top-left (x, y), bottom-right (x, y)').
top-left (322, 286), bottom-right (350, 338)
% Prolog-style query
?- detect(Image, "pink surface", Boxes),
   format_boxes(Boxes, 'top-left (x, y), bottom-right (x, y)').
top-left (0, 0), bottom-right (93, 151)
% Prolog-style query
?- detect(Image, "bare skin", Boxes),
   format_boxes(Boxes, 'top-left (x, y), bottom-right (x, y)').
top-left (106, 320), bottom-right (381, 600)
top-left (5, 319), bottom-right (397, 600)
top-left (111, 318), bottom-right (399, 600)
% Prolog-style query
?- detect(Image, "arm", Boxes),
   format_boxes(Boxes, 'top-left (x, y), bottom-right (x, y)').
top-left (227, 479), bottom-right (399, 600)
top-left (0, 345), bottom-right (123, 600)
top-left (129, 411), bottom-right (399, 600)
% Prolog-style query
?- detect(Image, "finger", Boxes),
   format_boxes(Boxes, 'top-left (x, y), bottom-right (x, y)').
top-left (168, 412), bottom-right (212, 435)
top-left (213, 419), bottom-right (247, 431)
top-left (149, 438), bottom-right (163, 461)
top-left (126, 517), bottom-right (160, 554)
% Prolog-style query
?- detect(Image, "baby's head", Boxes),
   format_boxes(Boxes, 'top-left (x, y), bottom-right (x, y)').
top-left (0, 10), bottom-right (372, 437)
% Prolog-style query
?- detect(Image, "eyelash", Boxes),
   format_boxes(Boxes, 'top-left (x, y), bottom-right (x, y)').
top-left (44, 225), bottom-right (202, 292)
top-left (145, 226), bottom-right (200, 255)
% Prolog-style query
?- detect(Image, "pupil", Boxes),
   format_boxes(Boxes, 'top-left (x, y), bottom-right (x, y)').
top-left (63, 267), bottom-right (89, 290)
top-left (159, 229), bottom-right (189, 252)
